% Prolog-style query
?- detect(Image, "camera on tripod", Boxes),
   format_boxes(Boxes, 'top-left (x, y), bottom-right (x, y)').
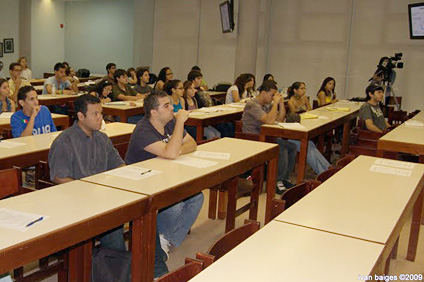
top-left (376, 53), bottom-right (404, 82)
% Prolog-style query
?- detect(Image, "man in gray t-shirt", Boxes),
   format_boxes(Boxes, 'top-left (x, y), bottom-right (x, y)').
top-left (242, 80), bottom-right (297, 192)
top-left (359, 84), bottom-right (391, 133)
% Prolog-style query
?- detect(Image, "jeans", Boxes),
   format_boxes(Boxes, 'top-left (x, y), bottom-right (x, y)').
top-left (215, 122), bottom-right (235, 138)
top-left (154, 229), bottom-right (169, 278)
top-left (289, 140), bottom-right (330, 175)
top-left (99, 226), bottom-right (126, 251)
top-left (276, 138), bottom-right (297, 182)
top-left (157, 192), bottom-right (204, 247)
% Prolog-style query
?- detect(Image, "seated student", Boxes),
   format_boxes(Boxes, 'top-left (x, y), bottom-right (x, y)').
top-left (42, 63), bottom-right (78, 95)
top-left (134, 68), bottom-right (153, 95)
top-left (111, 69), bottom-right (146, 101)
top-left (183, 80), bottom-right (220, 140)
top-left (154, 67), bottom-right (173, 90)
top-left (191, 66), bottom-right (208, 90)
top-left (18, 56), bottom-right (32, 80)
top-left (11, 86), bottom-right (56, 137)
top-left (225, 73), bottom-right (254, 104)
top-left (89, 80), bottom-right (113, 104)
top-left (246, 73), bottom-right (257, 98)
top-left (163, 79), bottom-right (185, 111)
top-left (188, 70), bottom-right (213, 108)
top-left (286, 81), bottom-right (330, 175)
top-left (127, 67), bottom-right (138, 85)
top-left (359, 83), bottom-right (391, 133)
top-left (8, 62), bottom-right (32, 103)
top-left (242, 80), bottom-right (296, 192)
top-left (262, 73), bottom-right (274, 83)
top-left (48, 94), bottom-right (169, 279)
top-left (125, 91), bottom-right (203, 257)
top-left (317, 77), bottom-right (338, 106)
top-left (100, 63), bottom-right (116, 85)
top-left (0, 79), bottom-right (15, 113)
top-left (188, 70), bottom-right (235, 137)
top-left (65, 67), bottom-right (80, 84)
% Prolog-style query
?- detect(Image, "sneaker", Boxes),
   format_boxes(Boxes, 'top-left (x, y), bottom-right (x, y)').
top-left (276, 181), bottom-right (287, 195)
top-left (283, 179), bottom-right (296, 189)
top-left (159, 234), bottom-right (171, 260)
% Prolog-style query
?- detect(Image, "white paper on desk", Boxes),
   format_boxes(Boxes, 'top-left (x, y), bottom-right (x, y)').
top-left (226, 103), bottom-right (245, 108)
top-left (0, 208), bottom-right (47, 231)
top-left (0, 140), bottom-right (26, 149)
top-left (104, 166), bottom-right (161, 181)
top-left (374, 159), bottom-right (415, 170)
top-left (104, 102), bottom-right (127, 106)
top-left (0, 275), bottom-right (13, 282)
top-left (369, 164), bottom-right (412, 177)
top-left (277, 123), bottom-right (307, 130)
top-left (404, 120), bottom-right (424, 127)
top-left (193, 151), bottom-right (230, 160)
top-left (317, 115), bottom-right (329, 120)
top-left (0, 112), bottom-right (13, 119)
top-left (171, 156), bottom-right (218, 168)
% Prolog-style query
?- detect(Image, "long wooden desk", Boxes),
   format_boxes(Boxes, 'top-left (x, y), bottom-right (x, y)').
top-left (186, 104), bottom-right (244, 141)
top-left (0, 180), bottom-right (148, 282)
top-left (260, 101), bottom-right (362, 182)
top-left (273, 155), bottom-right (424, 262)
top-left (81, 137), bottom-right (278, 282)
top-left (0, 122), bottom-right (135, 169)
top-left (102, 101), bottom-right (144, 123)
top-left (37, 93), bottom-right (84, 107)
top-left (377, 111), bottom-right (424, 225)
top-left (34, 83), bottom-right (89, 94)
top-left (188, 220), bottom-right (385, 282)
top-left (0, 113), bottom-right (69, 131)
top-left (204, 91), bottom-right (226, 103)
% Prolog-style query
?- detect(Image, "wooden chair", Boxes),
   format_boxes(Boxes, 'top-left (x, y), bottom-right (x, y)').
top-left (0, 167), bottom-right (67, 282)
top-left (196, 220), bottom-right (260, 268)
top-left (408, 110), bottom-right (420, 119)
top-left (35, 161), bottom-right (55, 189)
top-left (270, 180), bottom-right (321, 221)
top-left (234, 120), bottom-right (260, 141)
top-left (335, 155), bottom-right (356, 168)
top-left (114, 142), bottom-right (129, 160)
top-left (315, 166), bottom-right (340, 183)
top-left (156, 258), bottom-right (204, 282)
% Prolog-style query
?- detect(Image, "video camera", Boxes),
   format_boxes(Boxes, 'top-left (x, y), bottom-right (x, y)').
top-left (375, 53), bottom-right (404, 82)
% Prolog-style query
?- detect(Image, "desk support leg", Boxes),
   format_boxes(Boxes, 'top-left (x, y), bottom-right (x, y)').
top-left (131, 218), bottom-right (143, 282)
top-left (376, 150), bottom-right (384, 158)
top-left (296, 139), bottom-right (308, 184)
top-left (265, 157), bottom-right (278, 224)
top-left (139, 211), bottom-right (157, 282)
top-left (68, 240), bottom-right (92, 282)
top-left (407, 188), bottom-right (423, 261)
top-left (249, 164), bottom-right (264, 220)
top-left (196, 126), bottom-right (204, 142)
top-left (224, 177), bottom-right (239, 233)
top-left (121, 114), bottom-right (128, 123)
top-left (340, 121), bottom-right (350, 157)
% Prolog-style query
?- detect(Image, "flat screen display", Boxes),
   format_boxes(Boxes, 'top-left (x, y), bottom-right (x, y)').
top-left (408, 2), bottom-right (424, 39)
top-left (220, 1), bottom-right (233, 33)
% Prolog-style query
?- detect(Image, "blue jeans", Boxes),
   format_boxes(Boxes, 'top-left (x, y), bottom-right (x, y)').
top-left (289, 140), bottom-right (330, 175)
top-left (99, 226), bottom-right (126, 251)
top-left (276, 138), bottom-right (297, 182)
top-left (157, 192), bottom-right (204, 247)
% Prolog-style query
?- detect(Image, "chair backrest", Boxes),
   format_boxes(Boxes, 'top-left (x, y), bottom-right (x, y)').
top-left (234, 121), bottom-right (260, 141)
top-left (114, 142), bottom-right (129, 160)
top-left (203, 220), bottom-right (260, 262)
top-left (0, 167), bottom-right (23, 199)
top-left (156, 258), bottom-right (203, 282)
top-left (281, 180), bottom-right (321, 209)
top-left (35, 161), bottom-right (55, 189)
top-left (316, 166), bottom-right (340, 183)
top-left (408, 110), bottom-right (421, 119)
top-left (335, 155), bottom-right (356, 168)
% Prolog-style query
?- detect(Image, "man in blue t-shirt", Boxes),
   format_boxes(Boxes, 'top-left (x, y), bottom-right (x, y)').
top-left (11, 86), bottom-right (57, 137)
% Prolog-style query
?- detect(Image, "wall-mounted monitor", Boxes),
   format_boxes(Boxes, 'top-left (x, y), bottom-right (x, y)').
top-left (408, 2), bottom-right (424, 39)
top-left (220, 1), bottom-right (234, 33)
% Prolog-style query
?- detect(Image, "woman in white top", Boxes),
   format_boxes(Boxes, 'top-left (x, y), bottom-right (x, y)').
top-left (17, 57), bottom-right (32, 80)
top-left (225, 73), bottom-right (254, 104)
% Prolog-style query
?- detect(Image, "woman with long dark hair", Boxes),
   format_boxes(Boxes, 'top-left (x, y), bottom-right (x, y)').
top-left (225, 73), bottom-right (254, 104)
top-left (287, 81), bottom-right (311, 113)
top-left (155, 67), bottom-right (173, 90)
top-left (317, 77), bottom-right (337, 106)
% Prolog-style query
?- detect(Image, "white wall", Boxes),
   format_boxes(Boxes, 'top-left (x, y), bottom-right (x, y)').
top-left (0, 0), bottom-right (20, 78)
top-left (31, 0), bottom-right (66, 78)
top-left (64, 0), bottom-right (134, 74)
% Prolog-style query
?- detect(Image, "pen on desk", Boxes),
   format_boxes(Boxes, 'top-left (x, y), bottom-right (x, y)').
top-left (26, 217), bottom-right (44, 227)
top-left (140, 169), bottom-right (152, 176)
